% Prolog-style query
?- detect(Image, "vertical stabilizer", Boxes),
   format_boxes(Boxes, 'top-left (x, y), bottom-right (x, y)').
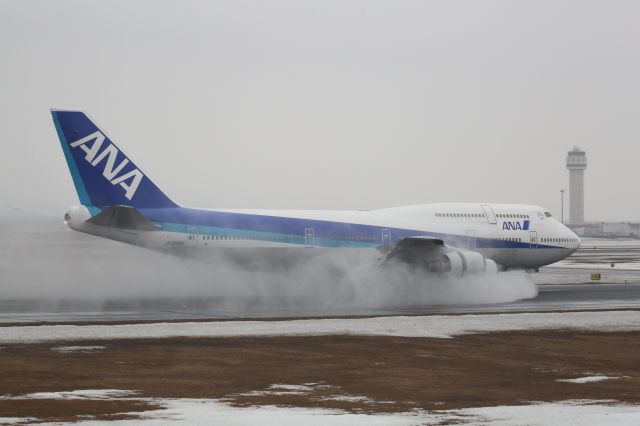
top-left (51, 110), bottom-right (178, 209)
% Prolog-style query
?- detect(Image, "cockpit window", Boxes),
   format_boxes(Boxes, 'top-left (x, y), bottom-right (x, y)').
top-left (544, 212), bottom-right (552, 218)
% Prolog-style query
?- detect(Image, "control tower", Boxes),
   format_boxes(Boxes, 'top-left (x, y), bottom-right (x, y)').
top-left (566, 147), bottom-right (587, 224)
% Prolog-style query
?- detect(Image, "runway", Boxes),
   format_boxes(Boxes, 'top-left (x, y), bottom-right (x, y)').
top-left (2, 280), bottom-right (640, 324)
top-left (2, 213), bottom-right (640, 323)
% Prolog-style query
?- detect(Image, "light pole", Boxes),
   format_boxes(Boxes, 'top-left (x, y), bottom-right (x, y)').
top-left (560, 189), bottom-right (565, 224)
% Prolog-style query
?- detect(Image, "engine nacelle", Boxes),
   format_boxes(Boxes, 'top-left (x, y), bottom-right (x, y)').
top-left (437, 250), bottom-right (498, 276)
top-left (64, 205), bottom-right (92, 230)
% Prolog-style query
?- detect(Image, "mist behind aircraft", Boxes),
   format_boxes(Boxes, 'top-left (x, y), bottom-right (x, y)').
top-left (0, 208), bottom-right (537, 315)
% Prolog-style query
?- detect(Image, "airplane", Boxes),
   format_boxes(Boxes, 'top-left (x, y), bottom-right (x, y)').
top-left (52, 109), bottom-right (580, 276)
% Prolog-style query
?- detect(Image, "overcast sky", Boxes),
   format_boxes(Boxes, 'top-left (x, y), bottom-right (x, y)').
top-left (1, 0), bottom-right (638, 221)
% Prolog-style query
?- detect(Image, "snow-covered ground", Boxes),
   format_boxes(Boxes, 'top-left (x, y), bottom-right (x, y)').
top-left (557, 376), bottom-right (624, 384)
top-left (0, 389), bottom-right (136, 401)
top-left (578, 238), bottom-right (640, 249)
top-left (2, 390), bottom-right (640, 425)
top-left (51, 345), bottom-right (106, 353)
top-left (1, 310), bottom-right (640, 344)
top-left (534, 237), bottom-right (640, 284)
top-left (548, 261), bottom-right (640, 271)
top-left (533, 266), bottom-right (640, 285)
top-left (451, 400), bottom-right (640, 425)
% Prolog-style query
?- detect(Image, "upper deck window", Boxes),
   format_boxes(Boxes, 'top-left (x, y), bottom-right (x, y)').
top-left (544, 212), bottom-right (552, 218)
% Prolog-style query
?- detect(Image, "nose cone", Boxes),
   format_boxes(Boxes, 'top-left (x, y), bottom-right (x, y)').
top-left (565, 224), bottom-right (581, 255)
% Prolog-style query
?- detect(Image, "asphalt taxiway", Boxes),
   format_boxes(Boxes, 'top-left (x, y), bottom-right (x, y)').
top-left (2, 280), bottom-right (640, 324)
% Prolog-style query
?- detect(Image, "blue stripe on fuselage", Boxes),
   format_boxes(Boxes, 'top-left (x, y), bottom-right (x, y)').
top-left (134, 207), bottom-right (560, 250)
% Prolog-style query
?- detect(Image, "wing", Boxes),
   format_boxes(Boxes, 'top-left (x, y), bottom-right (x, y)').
top-left (379, 236), bottom-right (499, 275)
top-left (380, 236), bottom-right (447, 265)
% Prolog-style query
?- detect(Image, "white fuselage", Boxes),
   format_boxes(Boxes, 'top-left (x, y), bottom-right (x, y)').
top-left (66, 202), bottom-right (580, 269)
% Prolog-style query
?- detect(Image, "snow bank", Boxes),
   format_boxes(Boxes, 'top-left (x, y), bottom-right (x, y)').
top-left (1, 310), bottom-right (640, 344)
top-left (51, 345), bottom-right (106, 353)
top-left (557, 376), bottom-right (622, 384)
top-left (4, 391), bottom-right (640, 425)
top-left (454, 400), bottom-right (640, 425)
top-left (1, 389), bottom-right (136, 400)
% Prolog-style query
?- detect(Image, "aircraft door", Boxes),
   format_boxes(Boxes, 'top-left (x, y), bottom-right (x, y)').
top-left (381, 229), bottom-right (392, 247)
top-left (186, 227), bottom-right (198, 247)
top-left (481, 205), bottom-right (497, 224)
top-left (529, 231), bottom-right (537, 248)
top-left (305, 228), bottom-right (315, 247)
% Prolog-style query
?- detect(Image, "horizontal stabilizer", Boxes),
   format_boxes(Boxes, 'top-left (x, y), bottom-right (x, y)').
top-left (86, 206), bottom-right (160, 231)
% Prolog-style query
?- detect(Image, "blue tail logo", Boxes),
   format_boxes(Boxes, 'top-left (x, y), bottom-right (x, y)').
top-left (52, 109), bottom-right (178, 209)
top-left (69, 131), bottom-right (143, 200)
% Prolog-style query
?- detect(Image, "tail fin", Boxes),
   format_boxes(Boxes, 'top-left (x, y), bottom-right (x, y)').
top-left (51, 109), bottom-right (178, 209)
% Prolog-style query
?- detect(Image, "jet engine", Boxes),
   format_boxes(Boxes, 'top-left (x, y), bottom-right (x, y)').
top-left (429, 250), bottom-right (498, 276)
